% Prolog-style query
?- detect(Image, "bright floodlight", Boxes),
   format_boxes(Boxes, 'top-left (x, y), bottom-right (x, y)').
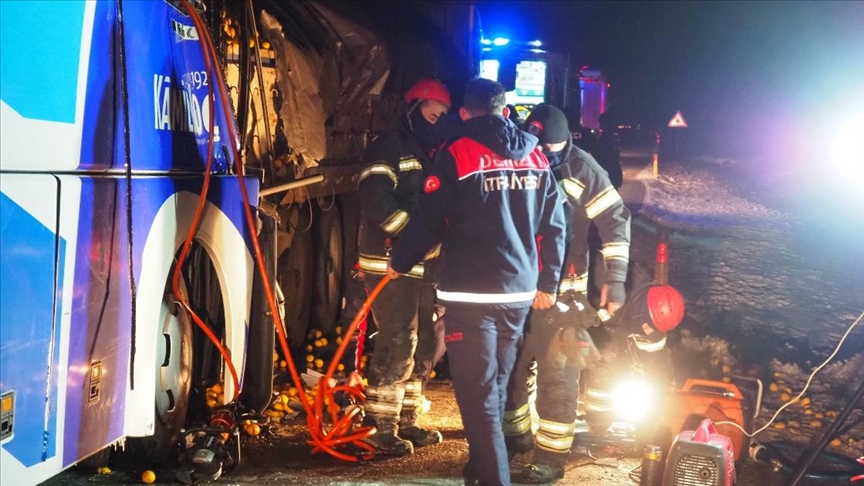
top-left (830, 115), bottom-right (864, 188)
top-left (492, 36), bottom-right (510, 47)
top-left (612, 377), bottom-right (653, 421)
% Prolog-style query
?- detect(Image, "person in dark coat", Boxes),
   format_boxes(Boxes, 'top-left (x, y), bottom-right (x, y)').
top-left (504, 104), bottom-right (631, 483)
top-left (388, 78), bottom-right (566, 486)
top-left (357, 78), bottom-right (451, 456)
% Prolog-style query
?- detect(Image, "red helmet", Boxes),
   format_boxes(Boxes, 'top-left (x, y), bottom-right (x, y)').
top-left (618, 284), bottom-right (685, 337)
top-left (646, 285), bottom-right (685, 332)
top-left (404, 78), bottom-right (451, 109)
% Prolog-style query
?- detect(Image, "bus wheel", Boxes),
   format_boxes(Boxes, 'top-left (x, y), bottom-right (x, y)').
top-left (278, 210), bottom-right (312, 350)
top-left (140, 276), bottom-right (194, 462)
top-left (312, 198), bottom-right (343, 333)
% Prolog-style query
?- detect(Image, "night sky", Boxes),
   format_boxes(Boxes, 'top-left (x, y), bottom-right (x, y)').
top-left (475, 1), bottom-right (864, 158)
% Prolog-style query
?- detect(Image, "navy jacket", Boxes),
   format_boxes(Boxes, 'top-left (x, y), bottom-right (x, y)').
top-left (390, 114), bottom-right (566, 307)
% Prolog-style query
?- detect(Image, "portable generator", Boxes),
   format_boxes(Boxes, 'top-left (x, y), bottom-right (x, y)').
top-left (661, 379), bottom-right (747, 462)
top-left (663, 418), bottom-right (736, 486)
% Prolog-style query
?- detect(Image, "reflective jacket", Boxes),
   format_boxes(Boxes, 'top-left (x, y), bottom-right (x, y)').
top-left (357, 129), bottom-right (439, 279)
top-left (554, 139), bottom-right (630, 300)
top-left (391, 115), bottom-right (566, 307)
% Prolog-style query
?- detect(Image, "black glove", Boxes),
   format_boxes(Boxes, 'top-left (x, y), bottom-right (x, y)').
top-left (559, 290), bottom-right (601, 328)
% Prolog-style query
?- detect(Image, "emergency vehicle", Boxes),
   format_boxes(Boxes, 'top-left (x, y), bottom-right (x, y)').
top-left (477, 35), bottom-right (610, 147)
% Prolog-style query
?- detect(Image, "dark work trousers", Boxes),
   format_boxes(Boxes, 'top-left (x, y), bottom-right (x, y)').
top-left (506, 308), bottom-right (582, 466)
top-left (364, 275), bottom-right (438, 389)
top-left (444, 302), bottom-right (530, 486)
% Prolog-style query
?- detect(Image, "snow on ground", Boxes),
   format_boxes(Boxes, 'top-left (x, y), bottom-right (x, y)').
top-left (644, 155), bottom-right (789, 228)
top-left (629, 151), bottom-right (864, 460)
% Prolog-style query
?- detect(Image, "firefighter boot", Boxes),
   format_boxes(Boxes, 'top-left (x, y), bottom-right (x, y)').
top-left (514, 462), bottom-right (565, 484)
top-left (505, 432), bottom-right (535, 460)
top-left (503, 404), bottom-right (535, 459)
top-left (362, 420), bottom-right (415, 456)
top-left (362, 385), bottom-right (414, 456)
top-left (514, 449), bottom-right (567, 484)
top-left (398, 380), bottom-right (442, 447)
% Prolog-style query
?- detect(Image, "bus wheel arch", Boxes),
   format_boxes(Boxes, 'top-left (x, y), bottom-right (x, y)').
top-left (129, 191), bottom-right (252, 462)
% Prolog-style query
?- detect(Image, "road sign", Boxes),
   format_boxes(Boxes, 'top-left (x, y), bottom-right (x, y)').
top-left (668, 111), bottom-right (688, 128)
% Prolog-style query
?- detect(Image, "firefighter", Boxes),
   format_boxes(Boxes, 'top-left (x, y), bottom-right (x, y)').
top-left (356, 78), bottom-right (451, 456)
top-left (580, 283), bottom-right (685, 444)
top-left (503, 104), bottom-right (631, 484)
top-left (388, 78), bottom-right (566, 486)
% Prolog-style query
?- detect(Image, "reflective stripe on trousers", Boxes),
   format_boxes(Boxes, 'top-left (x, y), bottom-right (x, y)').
top-left (504, 306), bottom-right (582, 466)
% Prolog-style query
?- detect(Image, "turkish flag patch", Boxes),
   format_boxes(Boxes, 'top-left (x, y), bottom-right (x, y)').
top-left (424, 175), bottom-right (441, 193)
top-left (526, 120), bottom-right (544, 137)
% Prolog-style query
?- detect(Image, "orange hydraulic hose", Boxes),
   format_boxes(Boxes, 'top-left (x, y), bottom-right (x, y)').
top-left (181, 0), bottom-right (387, 462)
top-left (306, 276), bottom-right (390, 461)
top-left (170, 0), bottom-right (242, 402)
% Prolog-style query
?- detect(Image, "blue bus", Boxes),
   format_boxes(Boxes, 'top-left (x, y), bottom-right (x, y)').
top-left (0, 1), bottom-right (269, 483)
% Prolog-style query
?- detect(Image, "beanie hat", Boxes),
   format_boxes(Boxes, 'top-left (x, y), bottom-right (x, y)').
top-left (524, 104), bottom-right (570, 145)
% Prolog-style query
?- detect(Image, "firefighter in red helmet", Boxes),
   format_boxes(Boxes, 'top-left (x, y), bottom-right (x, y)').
top-left (356, 78), bottom-right (451, 456)
top-left (581, 283), bottom-right (686, 445)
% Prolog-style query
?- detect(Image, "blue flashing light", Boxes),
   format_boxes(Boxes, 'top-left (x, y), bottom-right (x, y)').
top-left (528, 40), bottom-right (543, 47)
top-left (492, 36), bottom-right (510, 47)
top-left (481, 38), bottom-right (492, 45)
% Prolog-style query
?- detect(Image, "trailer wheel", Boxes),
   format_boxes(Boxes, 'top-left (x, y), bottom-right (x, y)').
top-left (278, 212), bottom-right (312, 349)
top-left (312, 198), bottom-right (343, 333)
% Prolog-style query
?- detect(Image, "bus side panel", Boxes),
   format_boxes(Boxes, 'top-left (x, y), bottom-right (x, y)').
top-left (0, 0), bottom-right (92, 173)
top-left (55, 173), bottom-right (258, 464)
top-left (78, 0), bottom-right (116, 172)
top-left (0, 0), bottom-right (237, 175)
top-left (52, 175), bottom-right (259, 439)
top-left (62, 178), bottom-right (131, 466)
top-left (0, 176), bottom-right (66, 485)
top-left (124, 1), bottom-right (235, 174)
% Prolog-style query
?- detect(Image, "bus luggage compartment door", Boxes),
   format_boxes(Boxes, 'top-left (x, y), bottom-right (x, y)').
top-left (0, 174), bottom-right (64, 484)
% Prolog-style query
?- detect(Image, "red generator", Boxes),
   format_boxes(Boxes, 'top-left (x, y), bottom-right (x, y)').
top-left (663, 418), bottom-right (736, 486)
